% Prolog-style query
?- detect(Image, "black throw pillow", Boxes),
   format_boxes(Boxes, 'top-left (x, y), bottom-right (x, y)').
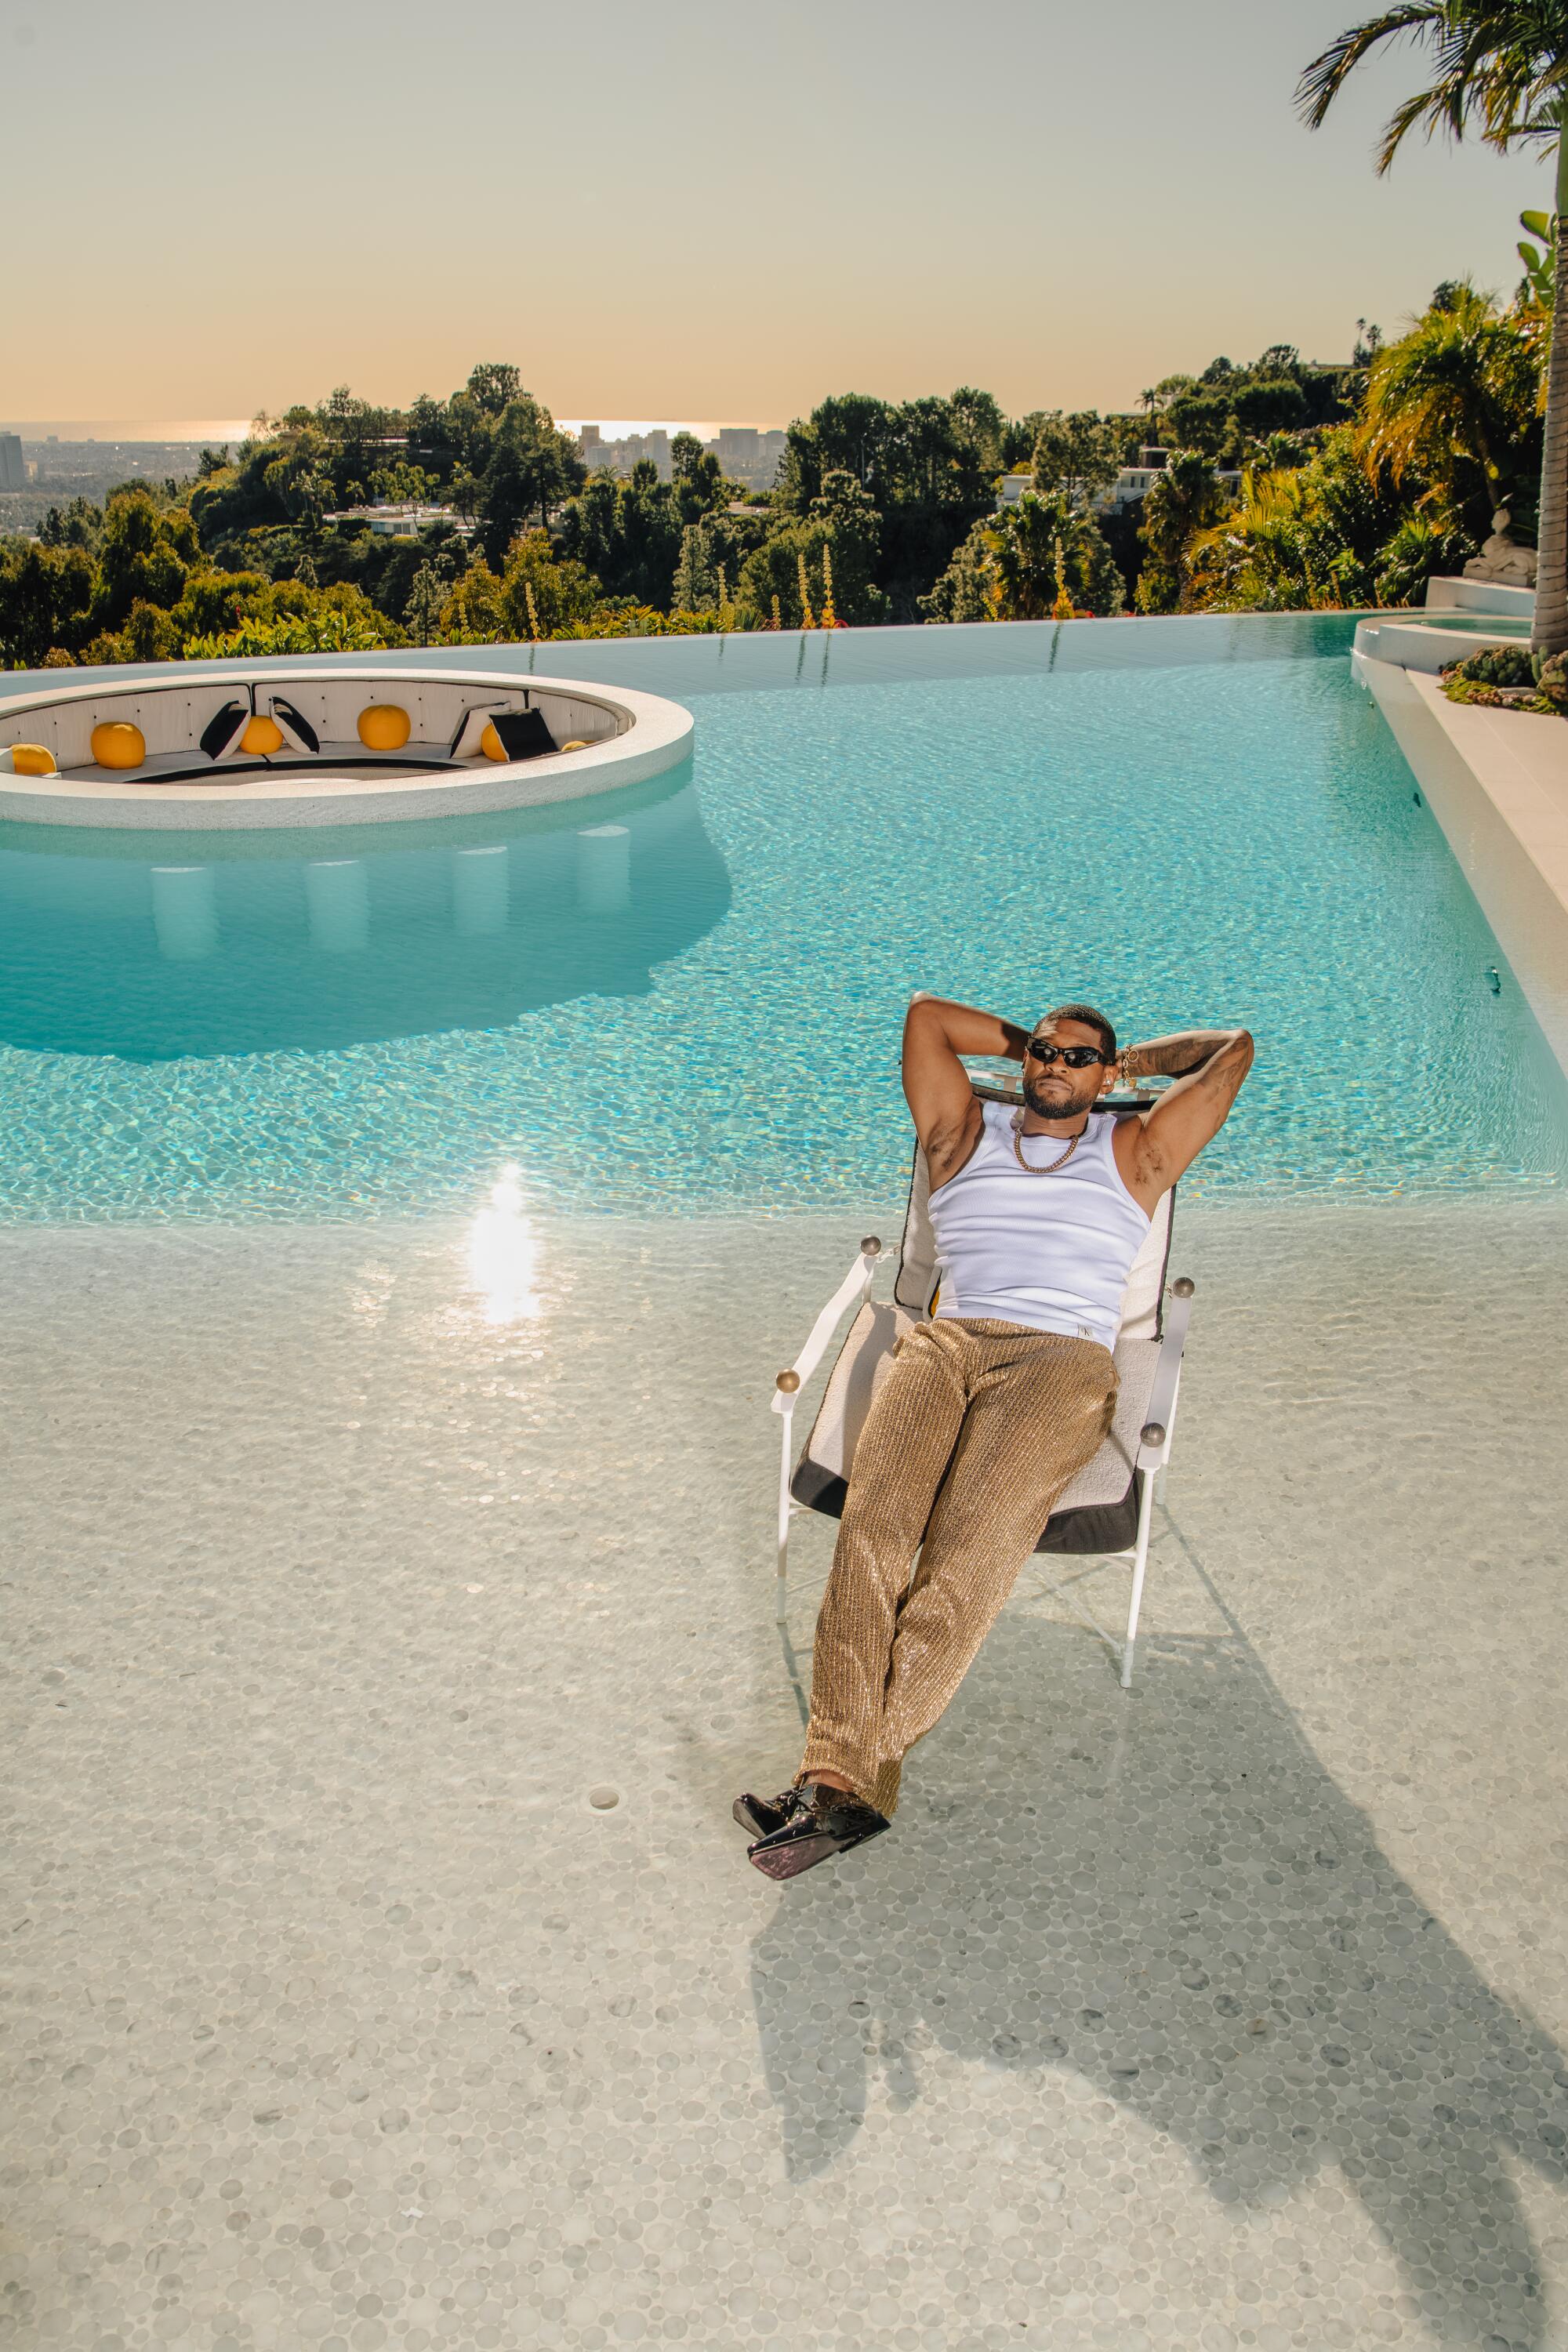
top-left (489, 706), bottom-right (557, 761)
top-left (199, 700), bottom-right (249, 760)
top-left (271, 695), bottom-right (320, 754)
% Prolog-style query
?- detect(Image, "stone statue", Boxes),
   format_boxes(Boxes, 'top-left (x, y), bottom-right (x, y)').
top-left (1464, 508), bottom-right (1539, 589)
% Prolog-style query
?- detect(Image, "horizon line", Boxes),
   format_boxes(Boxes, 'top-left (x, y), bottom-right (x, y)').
top-left (1, 416), bottom-right (793, 445)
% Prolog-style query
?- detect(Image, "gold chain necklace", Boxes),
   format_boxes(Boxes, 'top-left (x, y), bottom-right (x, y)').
top-left (1011, 1112), bottom-right (1087, 1175)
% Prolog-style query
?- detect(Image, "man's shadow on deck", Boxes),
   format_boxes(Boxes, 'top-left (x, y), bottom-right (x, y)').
top-left (749, 1555), bottom-right (1568, 2350)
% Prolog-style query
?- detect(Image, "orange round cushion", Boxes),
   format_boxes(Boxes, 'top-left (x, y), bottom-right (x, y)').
top-left (240, 713), bottom-right (285, 756)
top-left (9, 742), bottom-right (56, 776)
top-left (91, 720), bottom-right (146, 770)
top-left (561, 739), bottom-right (589, 752)
top-left (358, 703), bottom-right (411, 750)
top-left (479, 722), bottom-right (508, 763)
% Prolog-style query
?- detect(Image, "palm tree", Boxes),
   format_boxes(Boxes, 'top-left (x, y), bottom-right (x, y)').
top-left (1298, 3), bottom-right (1568, 653)
top-left (1360, 280), bottom-right (1540, 518)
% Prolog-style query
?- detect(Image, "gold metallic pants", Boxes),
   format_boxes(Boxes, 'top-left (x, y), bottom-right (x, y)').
top-left (798, 1319), bottom-right (1116, 1817)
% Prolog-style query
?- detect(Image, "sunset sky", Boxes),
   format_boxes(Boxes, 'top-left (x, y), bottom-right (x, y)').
top-left (5, 0), bottom-right (1552, 434)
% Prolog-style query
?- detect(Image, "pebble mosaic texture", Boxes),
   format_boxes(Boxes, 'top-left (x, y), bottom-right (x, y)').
top-left (5, 1200), bottom-right (1568, 2350)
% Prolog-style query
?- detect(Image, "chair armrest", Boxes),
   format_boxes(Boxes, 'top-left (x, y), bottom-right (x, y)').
top-left (1135, 1276), bottom-right (1194, 1467)
top-left (771, 1238), bottom-right (882, 1415)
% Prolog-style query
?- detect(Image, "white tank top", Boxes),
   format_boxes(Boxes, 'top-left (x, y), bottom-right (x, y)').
top-left (926, 1102), bottom-right (1150, 1352)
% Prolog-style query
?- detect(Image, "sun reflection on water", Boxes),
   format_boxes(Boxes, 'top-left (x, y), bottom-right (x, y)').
top-left (466, 1163), bottom-right (543, 1325)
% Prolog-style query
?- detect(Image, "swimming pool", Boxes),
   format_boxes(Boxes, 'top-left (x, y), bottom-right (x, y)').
top-left (1406, 611), bottom-right (1534, 637)
top-left (2, 615), bottom-right (1565, 1219)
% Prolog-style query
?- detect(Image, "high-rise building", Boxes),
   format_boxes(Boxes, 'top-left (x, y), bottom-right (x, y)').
top-left (572, 421), bottom-right (786, 488)
top-left (710, 426), bottom-right (786, 489)
top-left (0, 433), bottom-right (25, 490)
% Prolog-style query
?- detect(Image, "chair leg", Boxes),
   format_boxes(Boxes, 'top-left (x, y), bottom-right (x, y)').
top-left (775, 1407), bottom-right (794, 1624)
top-left (1120, 1468), bottom-right (1157, 1690)
top-left (1155, 1368), bottom-right (1183, 1507)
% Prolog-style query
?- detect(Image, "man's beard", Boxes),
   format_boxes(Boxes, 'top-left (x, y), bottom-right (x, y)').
top-left (1022, 1073), bottom-right (1100, 1123)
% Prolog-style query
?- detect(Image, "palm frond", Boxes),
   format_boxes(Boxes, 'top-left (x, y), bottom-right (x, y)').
top-left (1302, 0), bottom-right (1568, 171)
top-left (1375, 83), bottom-right (1459, 165)
top-left (1296, 4), bottom-right (1451, 130)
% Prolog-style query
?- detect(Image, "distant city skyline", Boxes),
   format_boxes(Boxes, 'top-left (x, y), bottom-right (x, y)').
top-left (1, 423), bottom-right (257, 445)
top-left (0, 419), bottom-right (793, 448)
top-left (7, 0), bottom-right (1552, 426)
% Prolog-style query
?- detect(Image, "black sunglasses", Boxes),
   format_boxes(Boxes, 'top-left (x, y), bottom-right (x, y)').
top-left (1025, 1039), bottom-right (1109, 1069)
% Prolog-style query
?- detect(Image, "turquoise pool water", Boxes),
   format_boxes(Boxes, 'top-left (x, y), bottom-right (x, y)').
top-left (1410, 612), bottom-right (1533, 636)
top-left (2, 615), bottom-right (1566, 1219)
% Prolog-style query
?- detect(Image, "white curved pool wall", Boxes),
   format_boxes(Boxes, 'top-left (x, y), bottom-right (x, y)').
top-left (0, 666), bottom-right (692, 830)
top-left (1351, 575), bottom-right (1535, 678)
top-left (1352, 616), bottom-right (1530, 674)
top-left (1425, 579), bottom-right (1535, 619)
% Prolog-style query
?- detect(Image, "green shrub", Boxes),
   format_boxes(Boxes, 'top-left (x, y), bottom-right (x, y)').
top-left (181, 608), bottom-right (393, 660)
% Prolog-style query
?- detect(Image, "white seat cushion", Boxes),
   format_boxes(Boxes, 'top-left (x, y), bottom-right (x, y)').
top-left (794, 1300), bottom-right (1159, 1527)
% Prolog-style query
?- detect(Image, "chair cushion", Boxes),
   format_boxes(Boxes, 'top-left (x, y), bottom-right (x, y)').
top-left (792, 1300), bottom-right (916, 1501)
top-left (241, 713), bottom-right (285, 756)
top-left (1117, 1192), bottom-right (1173, 1341)
top-left (198, 700), bottom-right (250, 760)
top-left (892, 1145), bottom-right (935, 1312)
top-left (90, 721), bottom-right (146, 771)
top-left (358, 703), bottom-right (412, 751)
top-left (488, 706), bottom-right (557, 761)
top-left (448, 703), bottom-right (510, 760)
top-left (270, 695), bottom-right (321, 755)
top-left (790, 1301), bottom-right (1160, 1556)
top-left (1042, 1336), bottom-right (1156, 1553)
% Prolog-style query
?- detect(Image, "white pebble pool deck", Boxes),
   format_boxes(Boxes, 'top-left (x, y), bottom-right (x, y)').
top-left (5, 1202), bottom-right (1568, 2352)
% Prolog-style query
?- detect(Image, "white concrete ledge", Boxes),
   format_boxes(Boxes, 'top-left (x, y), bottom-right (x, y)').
top-left (0, 666), bottom-right (693, 829)
top-left (1358, 652), bottom-right (1568, 1080)
top-left (1353, 615), bottom-right (1529, 674)
top-left (1425, 577), bottom-right (1535, 618)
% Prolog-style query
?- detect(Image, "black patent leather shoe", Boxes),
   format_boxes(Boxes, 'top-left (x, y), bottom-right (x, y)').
top-left (746, 1786), bottom-right (891, 1881)
top-left (732, 1787), bottom-right (806, 1839)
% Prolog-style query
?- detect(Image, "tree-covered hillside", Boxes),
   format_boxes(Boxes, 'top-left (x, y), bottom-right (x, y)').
top-left (0, 292), bottom-right (1541, 668)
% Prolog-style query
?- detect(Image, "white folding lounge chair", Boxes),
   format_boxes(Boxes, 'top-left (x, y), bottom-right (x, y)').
top-left (770, 1073), bottom-right (1195, 1689)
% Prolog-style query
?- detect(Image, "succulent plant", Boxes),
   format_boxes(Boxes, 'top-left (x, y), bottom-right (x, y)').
top-left (1447, 643), bottom-right (1534, 690)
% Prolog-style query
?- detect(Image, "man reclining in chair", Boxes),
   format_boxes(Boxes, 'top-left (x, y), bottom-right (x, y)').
top-left (739, 996), bottom-right (1254, 1882)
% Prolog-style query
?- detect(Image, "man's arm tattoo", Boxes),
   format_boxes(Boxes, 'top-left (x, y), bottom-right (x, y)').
top-left (1194, 1033), bottom-right (1253, 1109)
top-left (1119, 1029), bottom-right (1242, 1081)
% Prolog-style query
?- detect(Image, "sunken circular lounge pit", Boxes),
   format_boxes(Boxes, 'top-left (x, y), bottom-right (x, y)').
top-left (0, 666), bottom-right (693, 831)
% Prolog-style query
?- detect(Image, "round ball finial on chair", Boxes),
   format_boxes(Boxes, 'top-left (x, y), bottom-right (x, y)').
top-left (240, 713), bottom-right (285, 756)
top-left (91, 721), bottom-right (147, 771)
top-left (1171, 1276), bottom-right (1196, 1298)
top-left (776, 1370), bottom-right (801, 1394)
top-left (357, 703), bottom-right (411, 751)
top-left (9, 743), bottom-right (56, 776)
top-left (1141, 1422), bottom-right (1167, 1449)
top-left (860, 1235), bottom-right (883, 1256)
